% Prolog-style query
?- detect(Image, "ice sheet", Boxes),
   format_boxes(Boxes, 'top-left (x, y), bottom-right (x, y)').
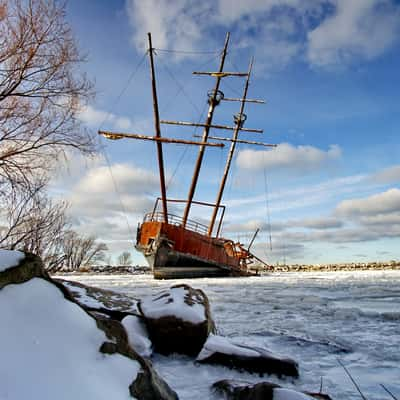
top-left (63, 270), bottom-right (400, 400)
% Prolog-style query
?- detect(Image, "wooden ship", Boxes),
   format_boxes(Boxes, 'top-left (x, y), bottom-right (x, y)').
top-left (99, 33), bottom-right (275, 279)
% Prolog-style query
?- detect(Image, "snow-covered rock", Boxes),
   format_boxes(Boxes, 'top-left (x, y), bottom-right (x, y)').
top-left (212, 379), bottom-right (332, 400)
top-left (57, 278), bottom-right (139, 314)
top-left (198, 334), bottom-right (299, 378)
top-left (0, 251), bottom-right (178, 400)
top-left (138, 284), bottom-right (216, 356)
top-left (1, 278), bottom-right (141, 400)
top-left (0, 251), bottom-right (47, 289)
top-left (122, 315), bottom-right (153, 358)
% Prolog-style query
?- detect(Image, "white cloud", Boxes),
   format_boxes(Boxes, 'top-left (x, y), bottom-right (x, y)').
top-left (67, 163), bottom-right (159, 239)
top-left (290, 216), bottom-right (343, 229)
top-left (359, 213), bottom-right (400, 227)
top-left (369, 165), bottom-right (400, 184)
top-left (126, 0), bottom-right (206, 56)
top-left (307, 0), bottom-right (400, 67)
top-left (126, 0), bottom-right (400, 70)
top-left (124, 0), bottom-right (317, 68)
top-left (73, 164), bottom-right (158, 196)
top-left (224, 219), bottom-right (285, 233)
top-left (78, 105), bottom-right (134, 131)
top-left (335, 188), bottom-right (400, 217)
top-left (236, 143), bottom-right (341, 171)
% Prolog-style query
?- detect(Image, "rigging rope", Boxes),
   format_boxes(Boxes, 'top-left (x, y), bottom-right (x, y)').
top-left (263, 163), bottom-right (273, 252)
top-left (166, 101), bottom-right (208, 190)
top-left (158, 57), bottom-right (203, 115)
top-left (157, 52), bottom-right (221, 115)
top-left (154, 48), bottom-right (220, 55)
top-left (97, 51), bottom-right (147, 240)
top-left (100, 52), bottom-right (147, 121)
top-left (154, 51), bottom-right (223, 190)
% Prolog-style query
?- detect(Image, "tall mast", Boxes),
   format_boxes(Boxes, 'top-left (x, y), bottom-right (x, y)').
top-left (148, 32), bottom-right (168, 223)
top-left (181, 32), bottom-right (230, 228)
top-left (208, 58), bottom-right (254, 236)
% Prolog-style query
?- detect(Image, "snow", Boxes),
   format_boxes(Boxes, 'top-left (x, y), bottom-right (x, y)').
top-left (59, 279), bottom-right (139, 312)
top-left (61, 280), bottom-right (103, 308)
top-left (274, 388), bottom-right (313, 400)
top-left (122, 315), bottom-right (152, 358)
top-left (0, 249), bottom-right (24, 272)
top-left (62, 271), bottom-right (400, 400)
top-left (197, 334), bottom-right (260, 360)
top-left (0, 278), bottom-right (140, 400)
top-left (140, 286), bottom-right (206, 324)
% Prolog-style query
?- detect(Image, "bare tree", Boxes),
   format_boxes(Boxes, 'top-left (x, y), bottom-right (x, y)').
top-left (0, 0), bottom-right (94, 196)
top-left (62, 231), bottom-right (108, 271)
top-left (0, 182), bottom-right (69, 270)
top-left (117, 251), bottom-right (132, 266)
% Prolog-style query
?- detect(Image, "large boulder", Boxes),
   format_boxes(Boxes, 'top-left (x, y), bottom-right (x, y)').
top-left (138, 284), bottom-right (216, 356)
top-left (0, 250), bottom-right (178, 400)
top-left (212, 379), bottom-right (333, 400)
top-left (197, 334), bottom-right (299, 378)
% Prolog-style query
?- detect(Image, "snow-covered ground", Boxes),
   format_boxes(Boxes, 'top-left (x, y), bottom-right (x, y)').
top-left (0, 278), bottom-right (140, 400)
top-left (63, 270), bottom-right (400, 400)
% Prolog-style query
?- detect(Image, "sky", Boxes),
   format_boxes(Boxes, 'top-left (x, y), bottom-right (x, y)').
top-left (55, 0), bottom-right (400, 265)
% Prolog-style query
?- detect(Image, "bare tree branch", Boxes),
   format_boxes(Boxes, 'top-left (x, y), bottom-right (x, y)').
top-left (0, 0), bottom-right (95, 195)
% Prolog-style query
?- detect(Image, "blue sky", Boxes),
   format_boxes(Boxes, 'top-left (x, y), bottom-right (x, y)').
top-left (57, 0), bottom-right (400, 265)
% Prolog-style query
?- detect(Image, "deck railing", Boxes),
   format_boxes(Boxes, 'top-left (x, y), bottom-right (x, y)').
top-left (146, 197), bottom-right (226, 237)
top-left (143, 211), bottom-right (209, 235)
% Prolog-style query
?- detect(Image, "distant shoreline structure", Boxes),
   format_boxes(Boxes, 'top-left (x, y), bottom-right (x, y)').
top-left (54, 260), bottom-right (400, 275)
top-left (268, 260), bottom-right (400, 273)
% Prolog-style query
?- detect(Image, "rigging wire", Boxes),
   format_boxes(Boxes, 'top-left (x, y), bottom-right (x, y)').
top-left (157, 51), bottom-right (221, 115)
top-left (97, 51), bottom-right (147, 239)
top-left (263, 164), bottom-right (273, 252)
top-left (165, 101), bottom-right (208, 191)
top-left (100, 52), bottom-right (147, 123)
top-left (154, 48), bottom-right (220, 55)
top-left (155, 50), bottom-right (223, 190)
top-left (261, 149), bottom-right (273, 253)
top-left (158, 57), bottom-right (203, 116)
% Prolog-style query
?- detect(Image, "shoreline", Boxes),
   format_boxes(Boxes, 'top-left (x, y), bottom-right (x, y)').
top-left (53, 261), bottom-right (400, 276)
top-left (269, 261), bottom-right (400, 273)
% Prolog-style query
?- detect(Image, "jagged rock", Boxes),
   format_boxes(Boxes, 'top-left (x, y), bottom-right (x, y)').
top-left (212, 379), bottom-right (332, 400)
top-left (197, 335), bottom-right (299, 378)
top-left (57, 280), bottom-right (153, 358)
top-left (0, 251), bottom-right (48, 289)
top-left (95, 315), bottom-right (178, 400)
top-left (56, 278), bottom-right (140, 317)
top-left (0, 250), bottom-right (178, 400)
top-left (138, 284), bottom-right (216, 356)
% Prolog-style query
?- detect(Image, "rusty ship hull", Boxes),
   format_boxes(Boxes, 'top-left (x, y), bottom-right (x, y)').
top-left (136, 216), bottom-right (256, 279)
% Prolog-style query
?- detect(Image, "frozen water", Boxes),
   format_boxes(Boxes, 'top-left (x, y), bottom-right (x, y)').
top-left (64, 270), bottom-right (400, 400)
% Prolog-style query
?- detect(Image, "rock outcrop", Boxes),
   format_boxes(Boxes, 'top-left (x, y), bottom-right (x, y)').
top-left (197, 335), bottom-right (299, 378)
top-left (212, 379), bottom-right (332, 400)
top-left (0, 251), bottom-right (48, 289)
top-left (0, 250), bottom-right (178, 400)
top-left (56, 278), bottom-right (140, 319)
top-left (138, 284), bottom-right (216, 356)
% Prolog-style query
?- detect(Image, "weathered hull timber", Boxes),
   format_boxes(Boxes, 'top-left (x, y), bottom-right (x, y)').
top-left (136, 218), bottom-right (257, 279)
